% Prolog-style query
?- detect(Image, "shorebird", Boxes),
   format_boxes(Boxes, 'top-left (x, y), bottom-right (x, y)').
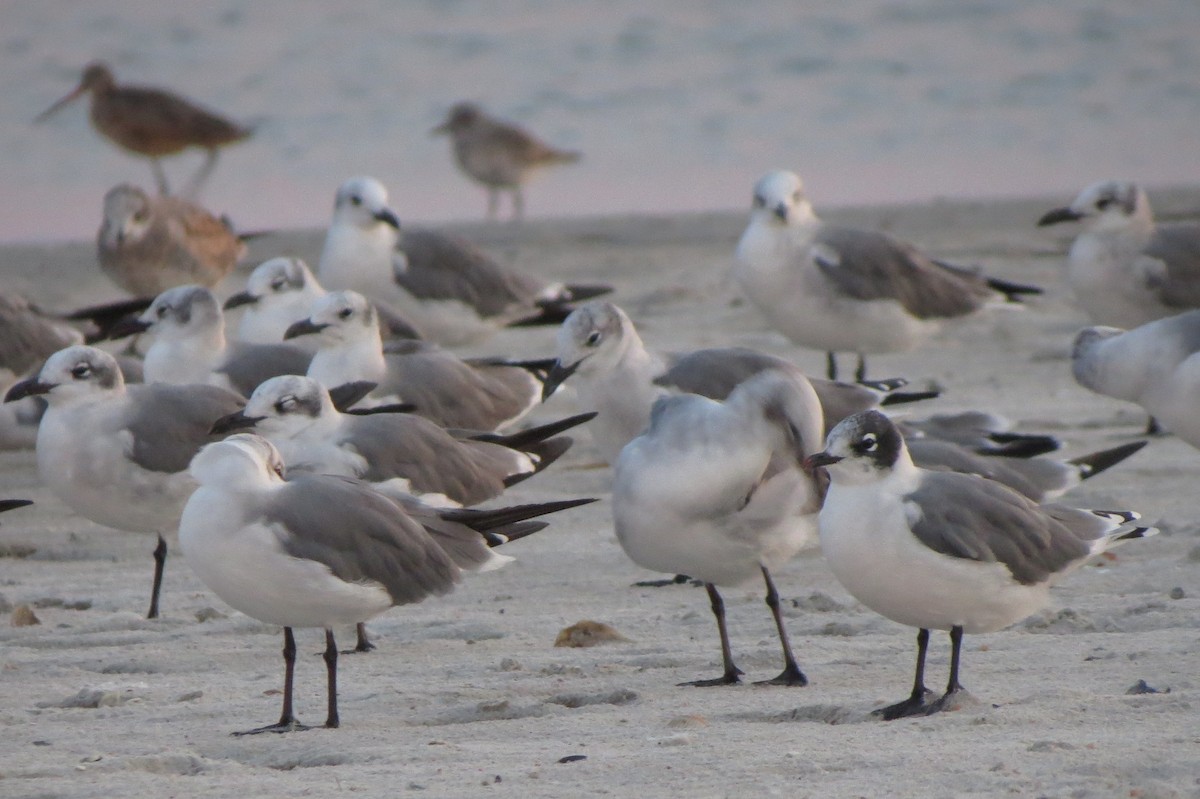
top-left (432, 102), bottom-right (581, 220)
top-left (97, 184), bottom-right (245, 297)
top-left (36, 61), bottom-right (252, 197)
top-left (317, 177), bottom-right (609, 343)
top-left (179, 433), bottom-right (593, 732)
top-left (807, 410), bottom-right (1154, 719)
top-left (4, 345), bottom-right (244, 619)
top-left (1038, 180), bottom-right (1200, 329)
top-left (734, 170), bottom-right (1041, 381)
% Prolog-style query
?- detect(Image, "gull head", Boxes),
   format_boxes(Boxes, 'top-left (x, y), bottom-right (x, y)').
top-left (134, 285), bottom-right (222, 341)
top-left (750, 170), bottom-right (815, 227)
top-left (1038, 180), bottom-right (1150, 232)
top-left (190, 433), bottom-right (286, 489)
top-left (285, 290), bottom-right (377, 345)
top-left (728, 368), bottom-right (825, 467)
top-left (98, 184), bottom-right (154, 248)
top-left (226, 257), bottom-right (320, 311)
top-left (806, 410), bottom-right (906, 484)
top-left (214, 375), bottom-right (336, 439)
top-left (331, 176), bottom-right (400, 232)
top-left (5, 345), bottom-right (124, 407)
top-left (542, 301), bottom-right (633, 400)
top-left (1070, 325), bottom-right (1128, 397)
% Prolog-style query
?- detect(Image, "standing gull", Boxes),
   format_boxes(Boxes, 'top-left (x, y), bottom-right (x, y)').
top-left (432, 101), bottom-right (581, 221)
top-left (97, 184), bottom-right (245, 297)
top-left (807, 410), bottom-right (1154, 719)
top-left (36, 61), bottom-right (252, 197)
top-left (179, 433), bottom-right (593, 733)
top-left (285, 289), bottom-right (543, 431)
top-left (1038, 180), bottom-right (1200, 329)
top-left (317, 177), bottom-right (609, 343)
top-left (3, 345), bottom-right (244, 618)
top-left (612, 369), bottom-right (825, 686)
top-left (733, 170), bottom-right (1040, 381)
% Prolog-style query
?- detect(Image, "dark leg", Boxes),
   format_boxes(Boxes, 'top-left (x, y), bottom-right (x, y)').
top-left (151, 159), bottom-right (170, 195)
top-left (345, 622), bottom-right (376, 653)
top-left (854, 353), bottom-right (867, 383)
top-left (874, 627), bottom-right (934, 720)
top-left (146, 534), bottom-right (167, 619)
top-left (925, 625), bottom-right (966, 715)
top-left (679, 583), bottom-right (743, 687)
top-left (1146, 416), bottom-right (1161, 435)
top-left (234, 627), bottom-right (311, 735)
top-left (323, 629), bottom-right (340, 729)
top-left (826, 352), bottom-right (838, 381)
top-left (753, 566), bottom-right (808, 686)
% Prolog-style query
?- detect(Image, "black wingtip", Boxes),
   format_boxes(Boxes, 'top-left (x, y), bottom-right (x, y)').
top-left (1070, 440), bottom-right (1148, 480)
top-left (986, 275), bottom-right (1044, 301)
top-left (879, 390), bottom-right (941, 407)
top-left (978, 433), bottom-right (1061, 459)
top-left (473, 412), bottom-right (598, 449)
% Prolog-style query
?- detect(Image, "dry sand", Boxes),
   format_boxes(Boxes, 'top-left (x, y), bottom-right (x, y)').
top-left (2, 194), bottom-right (1200, 798)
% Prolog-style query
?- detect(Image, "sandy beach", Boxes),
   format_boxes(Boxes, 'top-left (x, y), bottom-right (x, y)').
top-left (2, 191), bottom-right (1200, 798)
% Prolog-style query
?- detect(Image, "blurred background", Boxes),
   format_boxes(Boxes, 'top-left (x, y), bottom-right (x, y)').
top-left (3, 0), bottom-right (1198, 242)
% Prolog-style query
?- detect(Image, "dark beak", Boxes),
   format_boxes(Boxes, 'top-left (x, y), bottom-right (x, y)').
top-left (802, 451), bottom-right (843, 473)
top-left (373, 208), bottom-right (401, 230)
top-left (34, 84), bottom-right (86, 123)
top-left (210, 409), bottom-right (265, 436)
top-left (540, 360), bottom-right (579, 402)
top-left (103, 316), bottom-right (153, 340)
top-left (223, 291), bottom-right (259, 310)
top-left (773, 204), bottom-right (789, 222)
top-left (284, 318), bottom-right (329, 340)
top-left (5, 379), bottom-right (54, 403)
top-left (1037, 207), bottom-right (1083, 227)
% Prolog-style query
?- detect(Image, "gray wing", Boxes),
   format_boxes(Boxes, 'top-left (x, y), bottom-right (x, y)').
top-left (905, 471), bottom-right (1091, 585)
top-left (124, 383), bottom-right (246, 473)
top-left (394, 229), bottom-right (545, 317)
top-left (907, 439), bottom-right (1054, 501)
top-left (342, 414), bottom-right (511, 506)
top-left (657, 347), bottom-right (798, 400)
top-left (383, 343), bottom-right (538, 430)
top-left (269, 476), bottom-right (460, 605)
top-left (1145, 224), bottom-right (1200, 308)
top-left (0, 293), bottom-right (82, 376)
top-left (813, 226), bottom-right (993, 318)
top-left (220, 343), bottom-right (313, 397)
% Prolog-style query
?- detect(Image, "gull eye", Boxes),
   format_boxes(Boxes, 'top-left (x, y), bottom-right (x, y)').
top-left (349, 195), bottom-right (362, 207)
top-left (860, 433), bottom-right (878, 452)
top-left (270, 279), bottom-right (286, 291)
top-left (133, 211), bottom-right (149, 224)
top-left (752, 195), bottom-right (765, 208)
top-left (1096, 196), bottom-right (1113, 210)
top-left (156, 305), bottom-right (167, 318)
top-left (71, 364), bottom-right (92, 379)
top-left (274, 395), bottom-right (297, 413)
top-left (585, 331), bottom-right (602, 347)
top-left (337, 307), bottom-right (353, 319)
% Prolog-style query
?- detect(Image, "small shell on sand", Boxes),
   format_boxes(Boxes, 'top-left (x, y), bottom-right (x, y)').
top-left (11, 603), bottom-right (40, 626)
top-left (554, 620), bottom-right (630, 647)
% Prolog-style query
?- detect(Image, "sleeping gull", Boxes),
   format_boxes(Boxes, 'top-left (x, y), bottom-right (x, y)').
top-left (103, 284), bottom-right (311, 396)
top-left (733, 170), bottom-right (1040, 381)
top-left (211, 374), bottom-right (593, 507)
top-left (1038, 180), bottom-right (1200, 329)
top-left (224, 256), bottom-right (421, 346)
top-left (285, 289), bottom-right (544, 430)
top-left (807, 410), bottom-right (1154, 719)
top-left (317, 176), bottom-right (610, 343)
top-left (612, 369), bottom-right (825, 686)
top-left (179, 433), bottom-right (594, 732)
top-left (3, 345), bottom-right (244, 618)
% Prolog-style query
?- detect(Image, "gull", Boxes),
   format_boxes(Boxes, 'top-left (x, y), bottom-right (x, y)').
top-left (210, 374), bottom-right (593, 507)
top-left (316, 176), bottom-right (610, 343)
top-left (0, 499), bottom-right (33, 521)
top-left (179, 433), bottom-right (594, 733)
top-left (1071, 311), bottom-right (1200, 444)
top-left (96, 183), bottom-right (245, 298)
top-left (3, 345), bottom-right (244, 618)
top-left (612, 369), bottom-right (825, 686)
top-left (733, 170), bottom-right (1041, 381)
top-left (36, 61), bottom-right (252, 197)
top-left (1038, 180), bottom-right (1200, 329)
top-left (104, 285), bottom-right (311, 396)
top-left (807, 410), bottom-right (1154, 719)
top-left (285, 289), bottom-right (543, 430)
top-left (431, 101), bottom-right (582, 220)
top-left (224, 257), bottom-right (422, 347)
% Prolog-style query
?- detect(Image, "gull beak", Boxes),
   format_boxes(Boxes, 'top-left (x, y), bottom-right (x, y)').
top-left (210, 409), bottom-right (265, 436)
top-left (430, 119), bottom-right (451, 136)
top-left (34, 84), bottom-right (87, 123)
top-left (5, 379), bottom-right (54, 403)
top-left (103, 316), bottom-right (153, 340)
top-left (223, 291), bottom-right (259, 310)
top-left (284, 318), bottom-right (329, 340)
top-left (373, 208), bottom-right (401, 230)
top-left (802, 451), bottom-right (842, 474)
top-left (540, 360), bottom-right (579, 402)
top-left (1037, 207), bottom-right (1084, 227)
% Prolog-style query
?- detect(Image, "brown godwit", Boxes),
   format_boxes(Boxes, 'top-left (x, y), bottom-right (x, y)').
top-left (97, 183), bottom-right (245, 297)
top-left (431, 102), bottom-right (580, 221)
top-left (36, 61), bottom-right (252, 198)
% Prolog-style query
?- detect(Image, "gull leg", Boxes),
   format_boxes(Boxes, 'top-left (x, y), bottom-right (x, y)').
top-left (1145, 416), bottom-right (1161, 435)
top-left (925, 625), bottom-right (967, 715)
top-left (753, 566), bottom-right (808, 686)
top-left (146, 534), bottom-right (167, 619)
top-left (323, 629), bottom-right (340, 729)
top-left (344, 622), bottom-right (376, 653)
top-left (826, 352), bottom-right (839, 381)
top-left (875, 627), bottom-right (934, 720)
top-left (679, 583), bottom-right (743, 687)
top-left (151, 159), bottom-right (170, 196)
top-left (235, 627), bottom-right (310, 735)
top-left (855, 353), bottom-right (868, 383)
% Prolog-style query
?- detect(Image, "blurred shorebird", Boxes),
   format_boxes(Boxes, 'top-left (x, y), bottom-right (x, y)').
top-left (97, 184), bottom-right (245, 297)
top-left (36, 61), bottom-right (252, 198)
top-left (432, 102), bottom-right (580, 221)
